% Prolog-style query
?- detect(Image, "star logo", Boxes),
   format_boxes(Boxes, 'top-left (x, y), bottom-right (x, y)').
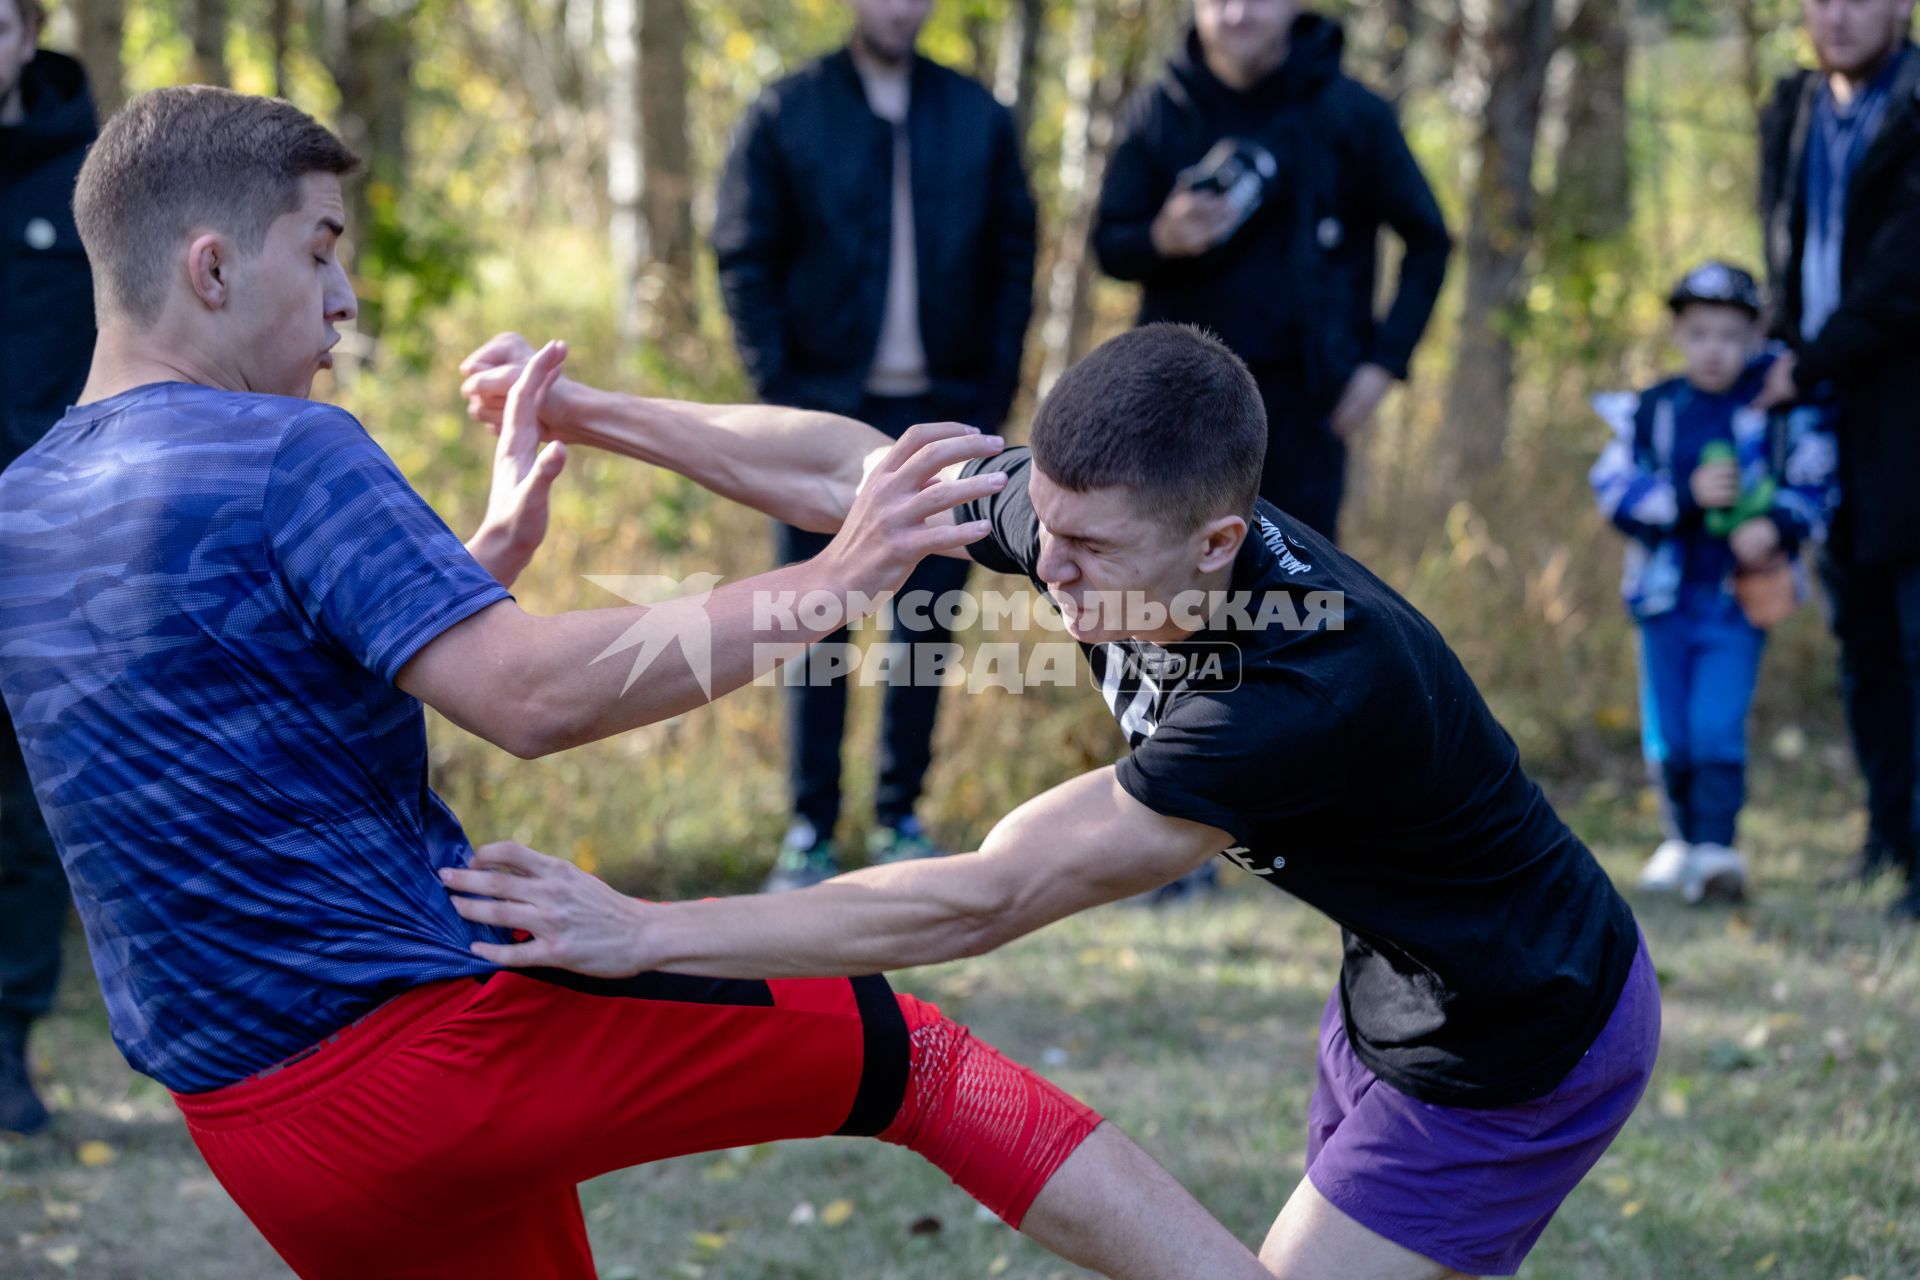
top-left (583, 573), bottom-right (725, 696)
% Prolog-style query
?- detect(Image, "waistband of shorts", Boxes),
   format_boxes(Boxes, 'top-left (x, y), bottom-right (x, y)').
top-left (170, 976), bottom-right (487, 1129)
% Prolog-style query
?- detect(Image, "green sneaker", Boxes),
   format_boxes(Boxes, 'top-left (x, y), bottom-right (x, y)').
top-left (762, 822), bottom-right (840, 892)
top-left (867, 816), bottom-right (945, 865)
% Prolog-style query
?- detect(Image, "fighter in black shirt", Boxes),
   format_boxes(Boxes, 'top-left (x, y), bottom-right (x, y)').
top-left (448, 323), bottom-right (1658, 1279)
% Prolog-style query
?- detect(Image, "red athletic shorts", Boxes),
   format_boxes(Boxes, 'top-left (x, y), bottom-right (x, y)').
top-left (172, 969), bottom-right (1099, 1279)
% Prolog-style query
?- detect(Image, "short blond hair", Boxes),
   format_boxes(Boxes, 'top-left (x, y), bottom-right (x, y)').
top-left (73, 87), bottom-right (360, 324)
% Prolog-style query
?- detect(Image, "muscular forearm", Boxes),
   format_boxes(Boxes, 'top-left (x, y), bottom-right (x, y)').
top-left (407, 555), bottom-right (868, 758)
top-left (557, 383), bottom-right (888, 533)
top-left (637, 854), bottom-right (1020, 978)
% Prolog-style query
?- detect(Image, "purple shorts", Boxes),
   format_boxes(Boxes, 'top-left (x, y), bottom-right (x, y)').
top-left (1305, 935), bottom-right (1660, 1276)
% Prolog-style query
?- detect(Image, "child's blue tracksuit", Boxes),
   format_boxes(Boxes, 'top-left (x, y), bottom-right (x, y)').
top-left (1590, 355), bottom-right (1836, 845)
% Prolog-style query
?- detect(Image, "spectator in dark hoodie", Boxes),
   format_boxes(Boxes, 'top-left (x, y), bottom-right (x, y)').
top-left (1093, 0), bottom-right (1450, 542)
top-left (0, 0), bottom-right (97, 1135)
top-left (1755, 0), bottom-right (1920, 919)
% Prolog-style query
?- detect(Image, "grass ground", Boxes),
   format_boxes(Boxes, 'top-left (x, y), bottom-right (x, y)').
top-left (2, 755), bottom-right (1917, 1279)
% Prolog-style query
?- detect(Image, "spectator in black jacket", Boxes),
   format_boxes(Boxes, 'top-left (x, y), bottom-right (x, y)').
top-left (0, 0), bottom-right (96, 1134)
top-left (713, 0), bottom-right (1037, 891)
top-left (1094, 0), bottom-right (1450, 541)
top-left (1756, 0), bottom-right (1920, 920)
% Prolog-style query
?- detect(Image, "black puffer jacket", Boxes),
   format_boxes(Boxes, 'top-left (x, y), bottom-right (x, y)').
top-left (1761, 45), bottom-right (1920, 566)
top-left (1, 50), bottom-right (96, 467)
top-left (712, 49), bottom-right (1036, 426)
top-left (1094, 18), bottom-right (1450, 407)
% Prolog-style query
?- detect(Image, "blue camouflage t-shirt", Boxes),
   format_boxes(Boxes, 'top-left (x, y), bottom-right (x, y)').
top-left (0, 382), bottom-right (511, 1093)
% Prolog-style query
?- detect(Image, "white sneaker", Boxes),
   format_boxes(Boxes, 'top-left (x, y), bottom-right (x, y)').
top-left (1638, 840), bottom-right (1690, 893)
top-left (1680, 843), bottom-right (1749, 905)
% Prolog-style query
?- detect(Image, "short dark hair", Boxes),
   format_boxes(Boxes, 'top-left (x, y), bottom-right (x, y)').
top-left (74, 87), bottom-right (360, 324)
top-left (1030, 323), bottom-right (1266, 530)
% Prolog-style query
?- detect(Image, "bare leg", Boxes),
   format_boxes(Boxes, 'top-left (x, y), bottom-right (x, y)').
top-left (1018, 1122), bottom-right (1272, 1280)
top-left (1258, 1176), bottom-right (1475, 1280)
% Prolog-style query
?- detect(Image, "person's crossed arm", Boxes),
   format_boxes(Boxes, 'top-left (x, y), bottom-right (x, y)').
top-left (399, 340), bottom-right (1009, 760)
top-left (439, 765), bottom-right (1229, 979)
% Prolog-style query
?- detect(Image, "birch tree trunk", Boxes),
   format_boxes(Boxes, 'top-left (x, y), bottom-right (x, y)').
top-left (1440, 0), bottom-right (1559, 484)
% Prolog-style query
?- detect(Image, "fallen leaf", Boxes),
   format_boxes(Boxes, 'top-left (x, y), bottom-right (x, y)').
top-left (987, 1258), bottom-right (1010, 1277)
top-left (1754, 1253), bottom-right (1777, 1273)
top-left (44, 1245), bottom-right (80, 1268)
top-left (690, 1231), bottom-right (728, 1257)
top-left (75, 1142), bottom-right (116, 1168)
top-left (908, 1215), bottom-right (942, 1236)
top-left (821, 1198), bottom-right (854, 1228)
top-left (1621, 1201), bottom-right (1643, 1219)
top-left (786, 1202), bottom-right (816, 1227)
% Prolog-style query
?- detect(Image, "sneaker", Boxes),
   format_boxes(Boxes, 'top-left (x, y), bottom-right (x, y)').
top-left (0, 1038), bottom-right (50, 1137)
top-left (867, 815), bottom-right (945, 865)
top-left (762, 821), bottom-right (840, 893)
top-left (1680, 843), bottom-right (1748, 906)
top-left (1637, 839), bottom-right (1690, 893)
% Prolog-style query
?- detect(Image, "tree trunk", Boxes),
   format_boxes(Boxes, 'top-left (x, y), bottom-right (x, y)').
top-left (994, 0), bottom-right (1046, 147)
top-left (1384, 0), bottom-right (1420, 104)
top-left (270, 0), bottom-right (292, 97)
top-left (1037, 0), bottom-right (1103, 394)
top-left (1551, 0), bottom-right (1631, 242)
top-left (1732, 0), bottom-right (1766, 119)
top-left (71, 0), bottom-right (125, 116)
top-left (1037, 0), bottom-right (1147, 394)
top-left (188, 0), bottom-right (230, 86)
top-left (638, 0), bottom-right (696, 343)
top-left (324, 0), bottom-right (414, 334)
top-left (1441, 0), bottom-right (1559, 485)
top-left (603, 0), bottom-right (645, 348)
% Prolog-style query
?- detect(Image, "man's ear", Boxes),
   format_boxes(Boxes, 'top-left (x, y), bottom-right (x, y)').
top-left (185, 234), bottom-right (229, 310)
top-left (1196, 513), bottom-right (1247, 574)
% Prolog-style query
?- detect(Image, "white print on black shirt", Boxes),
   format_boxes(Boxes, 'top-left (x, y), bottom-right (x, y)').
top-left (1097, 640), bottom-right (1168, 745)
top-left (1258, 517), bottom-right (1313, 575)
top-left (1222, 845), bottom-right (1284, 876)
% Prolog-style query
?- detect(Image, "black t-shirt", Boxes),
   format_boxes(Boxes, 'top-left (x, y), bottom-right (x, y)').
top-left (958, 448), bottom-right (1640, 1107)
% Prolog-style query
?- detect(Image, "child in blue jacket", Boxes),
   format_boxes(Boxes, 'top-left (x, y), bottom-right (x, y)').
top-left (1591, 262), bottom-right (1836, 904)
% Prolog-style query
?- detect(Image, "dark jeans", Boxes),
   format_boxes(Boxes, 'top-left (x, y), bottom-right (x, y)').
top-left (0, 700), bottom-right (64, 1049)
top-left (1637, 586), bottom-right (1766, 846)
top-left (777, 393), bottom-right (974, 836)
top-left (1821, 538), bottom-right (1920, 876)
top-left (1249, 362), bottom-right (1346, 542)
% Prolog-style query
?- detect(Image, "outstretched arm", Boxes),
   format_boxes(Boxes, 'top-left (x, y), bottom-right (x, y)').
top-left (442, 766), bottom-right (1229, 977)
top-left (404, 342), bottom-right (1009, 759)
top-left (460, 333), bottom-right (901, 534)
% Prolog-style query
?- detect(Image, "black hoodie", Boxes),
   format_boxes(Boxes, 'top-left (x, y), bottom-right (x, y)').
top-left (2, 50), bottom-right (97, 465)
top-left (1094, 18), bottom-right (1450, 408)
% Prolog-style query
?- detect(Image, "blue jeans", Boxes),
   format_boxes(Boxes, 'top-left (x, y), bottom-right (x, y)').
top-left (1637, 586), bottom-right (1766, 846)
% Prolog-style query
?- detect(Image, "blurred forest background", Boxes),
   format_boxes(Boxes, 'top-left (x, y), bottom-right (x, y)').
top-left (39, 0), bottom-right (1857, 884)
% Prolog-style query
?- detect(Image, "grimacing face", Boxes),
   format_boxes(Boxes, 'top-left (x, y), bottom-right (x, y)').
top-left (1028, 466), bottom-right (1242, 646)
top-left (1803, 0), bottom-right (1910, 77)
top-left (846, 0), bottom-right (932, 63)
top-left (1672, 304), bottom-right (1761, 396)
top-left (215, 172), bottom-right (357, 400)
